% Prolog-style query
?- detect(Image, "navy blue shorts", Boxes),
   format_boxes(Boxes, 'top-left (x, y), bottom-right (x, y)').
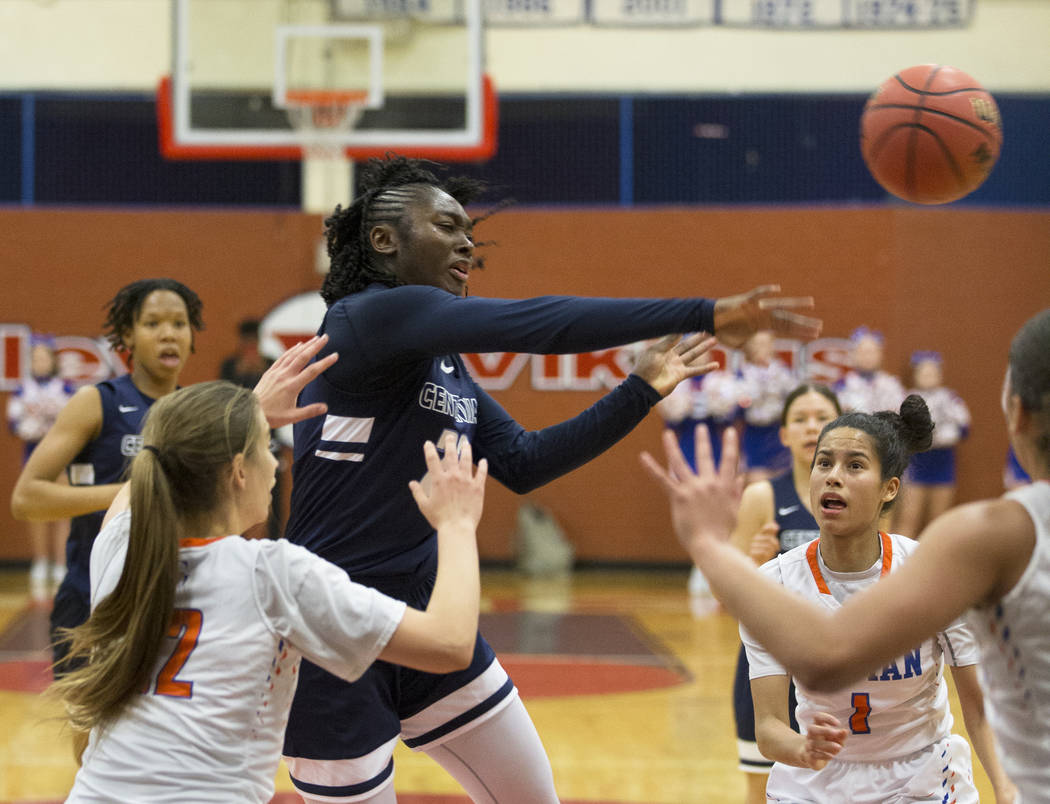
top-left (734, 644), bottom-right (798, 772)
top-left (282, 569), bottom-right (516, 799)
top-left (907, 447), bottom-right (956, 485)
top-left (49, 581), bottom-right (90, 678)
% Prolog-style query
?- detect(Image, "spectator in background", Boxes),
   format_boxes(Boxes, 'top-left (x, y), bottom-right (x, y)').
top-left (736, 331), bottom-right (797, 484)
top-left (220, 318), bottom-right (283, 539)
top-left (657, 369), bottom-right (739, 471)
top-left (6, 334), bottom-right (75, 601)
top-left (834, 327), bottom-right (905, 415)
top-left (894, 351), bottom-right (971, 539)
top-left (657, 365), bottom-right (740, 602)
top-left (220, 319), bottom-right (273, 389)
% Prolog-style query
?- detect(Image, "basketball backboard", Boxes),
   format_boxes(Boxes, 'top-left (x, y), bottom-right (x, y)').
top-left (160, 0), bottom-right (495, 161)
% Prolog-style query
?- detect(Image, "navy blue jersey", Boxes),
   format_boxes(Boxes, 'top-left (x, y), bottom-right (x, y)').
top-left (286, 284), bottom-right (715, 577)
top-left (769, 471), bottom-right (820, 553)
top-left (63, 375), bottom-right (155, 604)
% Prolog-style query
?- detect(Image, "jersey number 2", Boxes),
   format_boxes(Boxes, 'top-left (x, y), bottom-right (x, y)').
top-left (849, 691), bottom-right (871, 734)
top-left (153, 608), bottom-right (203, 698)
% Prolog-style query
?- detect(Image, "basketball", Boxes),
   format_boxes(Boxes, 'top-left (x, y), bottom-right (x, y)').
top-left (860, 64), bottom-right (1002, 204)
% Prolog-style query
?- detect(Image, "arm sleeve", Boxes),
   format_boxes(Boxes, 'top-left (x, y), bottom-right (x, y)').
top-left (89, 510), bottom-right (132, 609)
top-left (473, 374), bottom-right (662, 494)
top-left (938, 614), bottom-right (981, 668)
top-left (252, 541), bottom-right (407, 684)
top-left (324, 286), bottom-right (715, 386)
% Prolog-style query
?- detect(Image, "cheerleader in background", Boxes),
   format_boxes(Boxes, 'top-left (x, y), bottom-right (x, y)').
top-left (6, 335), bottom-right (75, 601)
top-left (736, 331), bottom-right (797, 484)
top-left (657, 367), bottom-right (740, 601)
top-left (834, 327), bottom-right (906, 414)
top-left (894, 351), bottom-right (971, 539)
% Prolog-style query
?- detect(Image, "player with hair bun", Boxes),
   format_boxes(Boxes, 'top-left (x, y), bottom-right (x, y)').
top-left (726, 383), bottom-right (841, 804)
top-left (648, 396), bottom-right (1015, 803)
top-left (644, 308), bottom-right (1050, 802)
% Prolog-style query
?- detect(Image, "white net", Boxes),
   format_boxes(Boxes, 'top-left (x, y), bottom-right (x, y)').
top-left (284, 94), bottom-right (365, 160)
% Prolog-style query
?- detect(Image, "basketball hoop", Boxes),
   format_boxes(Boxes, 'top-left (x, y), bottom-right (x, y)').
top-left (284, 89), bottom-right (368, 160)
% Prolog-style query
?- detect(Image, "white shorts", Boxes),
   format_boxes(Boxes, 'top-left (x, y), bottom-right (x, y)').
top-left (766, 734), bottom-right (977, 804)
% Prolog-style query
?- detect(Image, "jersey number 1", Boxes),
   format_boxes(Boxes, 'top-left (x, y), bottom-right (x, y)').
top-left (153, 608), bottom-right (203, 698)
top-left (849, 691), bottom-right (872, 734)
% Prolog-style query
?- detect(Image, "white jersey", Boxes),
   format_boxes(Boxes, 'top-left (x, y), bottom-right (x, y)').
top-left (67, 511), bottom-right (406, 804)
top-left (969, 480), bottom-right (1050, 801)
top-left (742, 532), bottom-right (979, 763)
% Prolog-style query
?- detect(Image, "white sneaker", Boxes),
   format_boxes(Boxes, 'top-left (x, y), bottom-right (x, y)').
top-left (687, 565), bottom-right (711, 596)
top-left (29, 561), bottom-right (50, 603)
top-left (687, 566), bottom-right (720, 617)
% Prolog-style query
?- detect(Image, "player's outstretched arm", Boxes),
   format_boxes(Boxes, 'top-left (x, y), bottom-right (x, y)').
top-left (639, 424), bottom-right (1014, 691)
top-left (631, 333), bottom-right (719, 397)
top-left (713, 285), bottom-right (822, 348)
top-left (381, 434), bottom-right (487, 673)
top-left (253, 334), bottom-right (338, 428)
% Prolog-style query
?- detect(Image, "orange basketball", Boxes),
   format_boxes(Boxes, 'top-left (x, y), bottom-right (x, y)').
top-left (860, 65), bottom-right (1002, 204)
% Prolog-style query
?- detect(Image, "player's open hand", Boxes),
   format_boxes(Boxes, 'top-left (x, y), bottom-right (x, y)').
top-left (640, 425), bottom-right (745, 559)
top-left (409, 433), bottom-right (488, 532)
top-left (713, 285), bottom-right (822, 348)
top-left (632, 332), bottom-right (720, 397)
top-left (253, 335), bottom-right (338, 428)
top-left (797, 712), bottom-right (848, 770)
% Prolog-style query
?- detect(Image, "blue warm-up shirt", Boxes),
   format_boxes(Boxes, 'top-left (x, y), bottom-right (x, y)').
top-left (286, 284), bottom-right (716, 578)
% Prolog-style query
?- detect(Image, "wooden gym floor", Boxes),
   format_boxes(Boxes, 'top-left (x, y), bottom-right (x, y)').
top-left (0, 567), bottom-right (996, 803)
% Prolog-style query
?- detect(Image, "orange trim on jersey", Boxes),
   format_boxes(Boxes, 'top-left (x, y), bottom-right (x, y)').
top-left (878, 531), bottom-right (892, 577)
top-left (178, 535), bottom-right (226, 548)
top-left (805, 540), bottom-right (832, 595)
top-left (806, 532), bottom-right (893, 595)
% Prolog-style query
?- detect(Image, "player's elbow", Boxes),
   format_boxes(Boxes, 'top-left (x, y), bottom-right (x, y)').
top-left (10, 485), bottom-right (32, 521)
top-left (753, 729), bottom-right (778, 762)
top-left (792, 647), bottom-right (862, 692)
top-left (427, 633), bottom-right (477, 673)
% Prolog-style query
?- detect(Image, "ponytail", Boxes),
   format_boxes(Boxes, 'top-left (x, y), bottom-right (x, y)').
top-left (50, 382), bottom-right (259, 732)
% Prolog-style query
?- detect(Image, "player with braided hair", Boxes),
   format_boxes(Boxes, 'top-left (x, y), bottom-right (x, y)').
top-left (281, 154), bottom-right (823, 802)
top-left (320, 158), bottom-right (489, 303)
top-left (12, 278), bottom-right (204, 675)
